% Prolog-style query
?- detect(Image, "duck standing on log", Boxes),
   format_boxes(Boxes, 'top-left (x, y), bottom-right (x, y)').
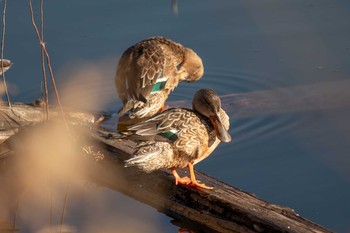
top-left (124, 88), bottom-right (231, 189)
top-left (115, 36), bottom-right (204, 131)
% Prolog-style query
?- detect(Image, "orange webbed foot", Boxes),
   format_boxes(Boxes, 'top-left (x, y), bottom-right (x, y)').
top-left (187, 162), bottom-right (213, 190)
top-left (175, 176), bottom-right (192, 185)
top-left (172, 168), bottom-right (213, 190)
top-left (172, 170), bottom-right (191, 185)
top-left (188, 180), bottom-right (213, 190)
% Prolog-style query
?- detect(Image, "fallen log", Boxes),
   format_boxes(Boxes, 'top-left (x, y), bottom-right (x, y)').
top-left (0, 102), bottom-right (333, 233)
top-left (88, 127), bottom-right (333, 233)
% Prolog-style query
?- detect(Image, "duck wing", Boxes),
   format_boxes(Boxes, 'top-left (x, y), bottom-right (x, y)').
top-left (125, 141), bottom-right (174, 172)
top-left (127, 109), bottom-right (187, 138)
top-left (116, 42), bottom-right (166, 105)
top-left (128, 109), bottom-right (205, 159)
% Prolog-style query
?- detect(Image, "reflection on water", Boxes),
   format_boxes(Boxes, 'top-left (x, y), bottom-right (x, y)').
top-left (2, 0), bottom-right (350, 232)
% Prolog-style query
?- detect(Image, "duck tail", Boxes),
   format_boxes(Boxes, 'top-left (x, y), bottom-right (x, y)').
top-left (118, 101), bottom-right (134, 117)
top-left (124, 142), bottom-right (173, 172)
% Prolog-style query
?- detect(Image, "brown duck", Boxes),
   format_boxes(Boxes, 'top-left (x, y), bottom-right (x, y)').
top-left (0, 59), bottom-right (12, 75)
top-left (124, 88), bottom-right (231, 189)
top-left (115, 36), bottom-right (204, 122)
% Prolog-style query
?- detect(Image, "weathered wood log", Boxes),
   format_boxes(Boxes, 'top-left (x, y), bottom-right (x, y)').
top-left (87, 127), bottom-right (332, 233)
top-left (0, 102), bottom-right (104, 142)
top-left (0, 101), bottom-right (334, 233)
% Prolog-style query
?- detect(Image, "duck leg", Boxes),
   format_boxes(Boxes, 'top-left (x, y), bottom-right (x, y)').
top-left (171, 169), bottom-right (191, 185)
top-left (187, 163), bottom-right (213, 190)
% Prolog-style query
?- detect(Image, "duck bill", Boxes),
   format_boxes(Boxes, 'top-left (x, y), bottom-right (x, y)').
top-left (210, 115), bottom-right (231, 143)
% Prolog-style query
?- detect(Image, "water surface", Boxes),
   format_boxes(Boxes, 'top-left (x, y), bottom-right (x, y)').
top-left (1, 0), bottom-right (350, 232)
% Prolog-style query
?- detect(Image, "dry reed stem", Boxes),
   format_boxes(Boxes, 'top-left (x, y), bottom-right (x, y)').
top-left (1, 0), bottom-right (11, 108)
top-left (28, 0), bottom-right (68, 130)
top-left (59, 182), bottom-right (70, 233)
top-left (39, 0), bottom-right (49, 120)
top-left (37, 1), bottom-right (52, 230)
top-left (40, 0), bottom-right (53, 233)
top-left (28, 1), bottom-right (71, 232)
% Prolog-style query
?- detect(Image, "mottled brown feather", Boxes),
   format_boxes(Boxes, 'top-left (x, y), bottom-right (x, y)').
top-left (116, 36), bottom-right (203, 119)
top-left (127, 108), bottom-right (215, 169)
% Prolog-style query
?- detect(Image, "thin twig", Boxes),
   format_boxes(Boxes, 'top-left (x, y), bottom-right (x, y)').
top-left (12, 182), bottom-right (31, 233)
top-left (59, 182), bottom-right (70, 233)
top-left (48, 174), bottom-right (53, 233)
top-left (28, 0), bottom-right (69, 130)
top-left (38, 1), bottom-right (52, 229)
top-left (29, 2), bottom-right (72, 231)
top-left (40, 0), bottom-right (49, 120)
top-left (12, 202), bottom-right (18, 233)
top-left (1, 0), bottom-right (11, 107)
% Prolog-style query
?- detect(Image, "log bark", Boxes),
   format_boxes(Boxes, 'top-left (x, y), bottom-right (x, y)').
top-left (88, 127), bottom-right (332, 233)
top-left (0, 101), bottom-right (333, 233)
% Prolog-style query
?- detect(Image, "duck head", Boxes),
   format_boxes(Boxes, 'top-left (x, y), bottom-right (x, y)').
top-left (179, 48), bottom-right (204, 82)
top-left (192, 88), bottom-right (231, 143)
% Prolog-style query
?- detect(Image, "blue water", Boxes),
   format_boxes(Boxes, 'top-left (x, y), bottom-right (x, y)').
top-left (2, 0), bottom-right (350, 232)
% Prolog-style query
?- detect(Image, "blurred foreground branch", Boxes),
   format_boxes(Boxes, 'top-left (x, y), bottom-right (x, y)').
top-left (0, 101), bottom-right (333, 233)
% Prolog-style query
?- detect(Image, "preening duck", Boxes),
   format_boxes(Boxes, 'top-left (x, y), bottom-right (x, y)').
top-left (115, 36), bottom-right (204, 122)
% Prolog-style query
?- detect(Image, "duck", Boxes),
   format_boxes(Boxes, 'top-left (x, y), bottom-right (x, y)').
top-left (115, 36), bottom-right (204, 125)
top-left (124, 88), bottom-right (231, 189)
top-left (0, 59), bottom-right (13, 75)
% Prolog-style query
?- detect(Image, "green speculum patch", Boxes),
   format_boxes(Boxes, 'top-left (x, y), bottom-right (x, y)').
top-left (151, 81), bottom-right (167, 92)
top-left (158, 131), bottom-right (178, 141)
